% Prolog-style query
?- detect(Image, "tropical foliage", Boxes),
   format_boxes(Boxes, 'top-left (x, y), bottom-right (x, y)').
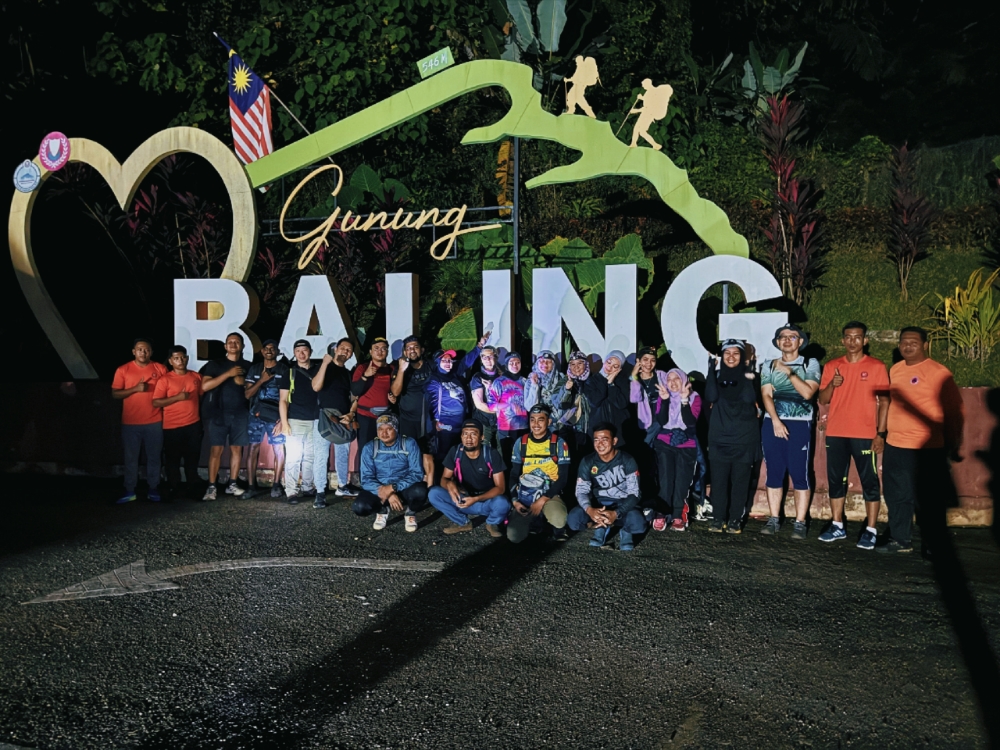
top-left (929, 268), bottom-right (1000, 365)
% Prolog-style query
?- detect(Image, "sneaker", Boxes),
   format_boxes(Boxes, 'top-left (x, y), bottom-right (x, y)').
top-left (116, 492), bottom-right (137, 505)
top-left (373, 513), bottom-right (388, 531)
top-left (405, 515), bottom-right (418, 533)
top-left (313, 493), bottom-right (327, 509)
top-left (791, 520), bottom-right (808, 540)
top-left (876, 539), bottom-right (913, 554)
top-left (485, 523), bottom-right (503, 538)
top-left (707, 520), bottom-right (726, 533)
top-left (590, 526), bottom-right (611, 547)
top-left (652, 516), bottom-right (667, 532)
top-left (818, 524), bottom-right (847, 543)
top-left (760, 516), bottom-right (780, 535)
top-left (270, 484), bottom-right (283, 499)
top-left (334, 484), bottom-right (359, 498)
top-left (618, 530), bottom-right (635, 552)
top-left (551, 527), bottom-right (569, 542)
top-left (443, 522), bottom-right (473, 535)
top-left (243, 486), bottom-right (257, 499)
top-left (148, 490), bottom-right (161, 503)
top-left (287, 492), bottom-right (299, 505)
top-left (670, 518), bottom-right (686, 532)
top-left (857, 529), bottom-right (877, 550)
top-left (726, 522), bottom-right (743, 535)
top-left (201, 485), bottom-right (217, 502)
top-left (225, 481), bottom-right (245, 497)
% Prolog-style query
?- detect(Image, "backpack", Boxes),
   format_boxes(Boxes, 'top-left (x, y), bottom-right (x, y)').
top-left (518, 432), bottom-right (560, 462)
top-left (454, 444), bottom-right (493, 485)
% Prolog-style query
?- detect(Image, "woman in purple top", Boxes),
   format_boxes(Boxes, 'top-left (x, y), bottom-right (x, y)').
top-left (488, 351), bottom-right (528, 465)
top-left (651, 368), bottom-right (702, 531)
top-left (629, 345), bottom-right (669, 434)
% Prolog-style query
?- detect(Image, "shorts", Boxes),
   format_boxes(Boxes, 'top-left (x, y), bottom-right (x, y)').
top-left (207, 410), bottom-right (250, 447)
top-left (826, 436), bottom-right (880, 501)
top-left (247, 414), bottom-right (286, 445)
top-left (761, 418), bottom-right (811, 490)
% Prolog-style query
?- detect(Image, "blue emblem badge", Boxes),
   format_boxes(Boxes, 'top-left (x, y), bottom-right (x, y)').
top-left (13, 160), bottom-right (41, 193)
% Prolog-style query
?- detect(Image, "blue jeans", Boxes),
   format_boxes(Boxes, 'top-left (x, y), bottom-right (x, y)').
top-left (428, 486), bottom-right (511, 525)
top-left (122, 422), bottom-right (163, 492)
top-left (332, 442), bottom-right (351, 489)
top-left (567, 505), bottom-right (647, 534)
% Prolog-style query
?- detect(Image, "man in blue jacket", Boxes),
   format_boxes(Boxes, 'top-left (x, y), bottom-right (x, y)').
top-left (353, 413), bottom-right (428, 532)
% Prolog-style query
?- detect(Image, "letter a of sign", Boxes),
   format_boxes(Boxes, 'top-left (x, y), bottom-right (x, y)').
top-left (279, 276), bottom-right (357, 361)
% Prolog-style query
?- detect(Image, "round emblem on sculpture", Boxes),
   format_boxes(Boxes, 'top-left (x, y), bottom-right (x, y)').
top-left (13, 160), bottom-right (42, 193)
top-left (39, 132), bottom-right (71, 172)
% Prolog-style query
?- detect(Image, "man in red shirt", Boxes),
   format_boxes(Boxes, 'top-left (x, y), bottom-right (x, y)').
top-left (351, 337), bottom-right (393, 453)
top-left (153, 346), bottom-right (204, 500)
top-left (111, 338), bottom-right (167, 504)
top-left (817, 321), bottom-right (890, 550)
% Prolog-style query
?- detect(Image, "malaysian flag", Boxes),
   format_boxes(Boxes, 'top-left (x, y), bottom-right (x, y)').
top-left (224, 42), bottom-right (273, 165)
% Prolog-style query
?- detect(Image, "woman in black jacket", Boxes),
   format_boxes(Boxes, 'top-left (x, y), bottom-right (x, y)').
top-left (559, 350), bottom-right (608, 460)
top-left (705, 339), bottom-right (761, 533)
top-left (596, 350), bottom-right (631, 447)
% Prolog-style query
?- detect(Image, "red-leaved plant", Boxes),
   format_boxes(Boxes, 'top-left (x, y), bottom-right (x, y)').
top-left (887, 143), bottom-right (936, 301)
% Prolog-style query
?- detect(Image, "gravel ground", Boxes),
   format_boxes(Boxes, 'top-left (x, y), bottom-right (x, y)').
top-left (0, 475), bottom-right (998, 750)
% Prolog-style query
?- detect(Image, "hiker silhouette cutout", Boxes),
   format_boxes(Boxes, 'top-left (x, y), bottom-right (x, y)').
top-left (629, 78), bottom-right (673, 150)
top-left (564, 56), bottom-right (600, 118)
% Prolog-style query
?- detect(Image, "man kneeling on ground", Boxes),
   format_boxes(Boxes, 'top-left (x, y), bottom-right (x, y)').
top-left (507, 404), bottom-right (570, 543)
top-left (354, 414), bottom-right (428, 532)
top-left (429, 420), bottom-right (509, 538)
top-left (568, 423), bottom-right (646, 551)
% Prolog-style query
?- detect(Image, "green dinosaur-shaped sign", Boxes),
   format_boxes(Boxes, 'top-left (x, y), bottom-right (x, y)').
top-left (246, 60), bottom-right (748, 258)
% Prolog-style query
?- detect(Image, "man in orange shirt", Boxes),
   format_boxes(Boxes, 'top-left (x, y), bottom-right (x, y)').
top-left (817, 322), bottom-right (890, 550)
top-left (153, 346), bottom-right (204, 501)
top-left (880, 327), bottom-right (964, 554)
top-left (111, 338), bottom-right (167, 504)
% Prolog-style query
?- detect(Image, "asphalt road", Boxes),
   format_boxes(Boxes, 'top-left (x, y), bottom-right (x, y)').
top-left (1, 475), bottom-right (998, 749)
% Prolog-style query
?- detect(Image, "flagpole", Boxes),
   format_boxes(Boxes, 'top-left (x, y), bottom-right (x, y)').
top-left (213, 32), bottom-right (336, 166)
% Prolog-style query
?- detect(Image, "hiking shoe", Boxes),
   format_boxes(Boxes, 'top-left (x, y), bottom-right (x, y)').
top-left (335, 484), bottom-right (359, 497)
top-left (373, 513), bottom-right (388, 531)
top-left (670, 518), bottom-right (686, 532)
top-left (590, 526), bottom-right (611, 547)
top-left (225, 481), bottom-right (245, 497)
top-left (857, 529), bottom-right (877, 550)
top-left (618, 530), bottom-right (635, 552)
top-left (116, 492), bottom-right (137, 505)
top-left (443, 522), bottom-right (473, 535)
top-left (313, 493), bottom-right (327, 509)
top-left (818, 524), bottom-right (847, 543)
top-left (726, 522), bottom-right (743, 535)
top-left (551, 527), bottom-right (569, 542)
top-left (876, 539), bottom-right (913, 554)
top-left (148, 490), bottom-right (161, 503)
top-left (485, 523), bottom-right (503, 538)
top-left (791, 520), bottom-right (808, 540)
top-left (760, 517), bottom-right (780, 535)
top-left (201, 485), bottom-right (217, 502)
top-left (707, 520), bottom-right (726, 533)
top-left (405, 515), bottom-right (418, 533)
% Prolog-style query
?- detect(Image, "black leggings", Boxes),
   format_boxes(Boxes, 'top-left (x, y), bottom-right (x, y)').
top-left (352, 482), bottom-right (429, 516)
top-left (164, 422), bottom-right (203, 492)
top-left (709, 457), bottom-right (753, 524)
top-left (653, 442), bottom-right (697, 518)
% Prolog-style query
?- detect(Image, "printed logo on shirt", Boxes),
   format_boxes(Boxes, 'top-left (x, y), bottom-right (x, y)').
top-left (910, 376), bottom-right (919, 385)
top-left (591, 465), bottom-right (599, 475)
top-left (861, 371), bottom-right (868, 380)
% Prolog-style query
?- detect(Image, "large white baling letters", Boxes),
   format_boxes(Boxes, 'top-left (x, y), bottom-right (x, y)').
top-left (176, 258), bottom-right (785, 367)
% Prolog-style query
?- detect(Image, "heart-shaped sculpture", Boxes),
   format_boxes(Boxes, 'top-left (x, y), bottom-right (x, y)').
top-left (8, 127), bottom-right (257, 378)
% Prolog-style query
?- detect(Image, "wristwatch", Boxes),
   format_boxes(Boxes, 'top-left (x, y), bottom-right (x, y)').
top-left (877, 431), bottom-right (888, 439)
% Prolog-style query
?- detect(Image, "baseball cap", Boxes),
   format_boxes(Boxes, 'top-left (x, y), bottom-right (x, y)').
top-left (293, 339), bottom-right (311, 350)
top-left (636, 346), bottom-right (657, 360)
top-left (528, 403), bottom-right (552, 416)
top-left (460, 419), bottom-right (483, 433)
top-left (720, 338), bottom-right (745, 352)
top-left (261, 338), bottom-right (279, 349)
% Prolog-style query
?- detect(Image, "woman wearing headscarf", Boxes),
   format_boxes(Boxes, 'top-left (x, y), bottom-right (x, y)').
top-left (597, 350), bottom-right (631, 447)
top-left (523, 350), bottom-right (567, 423)
top-left (651, 368), bottom-right (702, 531)
top-left (426, 349), bottom-right (472, 466)
top-left (704, 339), bottom-right (761, 533)
top-left (558, 350), bottom-right (608, 456)
top-left (488, 351), bottom-right (528, 464)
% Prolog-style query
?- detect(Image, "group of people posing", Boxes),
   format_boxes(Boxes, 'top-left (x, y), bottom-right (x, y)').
top-left (111, 319), bottom-right (964, 554)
